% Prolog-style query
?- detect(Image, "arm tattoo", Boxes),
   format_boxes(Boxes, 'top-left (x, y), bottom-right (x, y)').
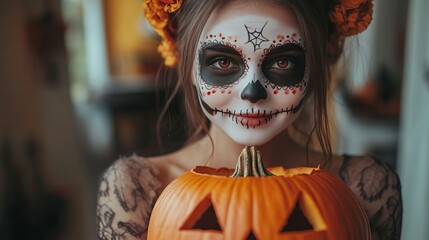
top-left (340, 155), bottom-right (402, 240)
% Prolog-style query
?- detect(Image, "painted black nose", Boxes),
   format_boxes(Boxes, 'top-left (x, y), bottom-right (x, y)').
top-left (241, 80), bottom-right (267, 103)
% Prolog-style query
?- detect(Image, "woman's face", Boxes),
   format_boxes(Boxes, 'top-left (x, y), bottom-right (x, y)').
top-left (195, 2), bottom-right (307, 146)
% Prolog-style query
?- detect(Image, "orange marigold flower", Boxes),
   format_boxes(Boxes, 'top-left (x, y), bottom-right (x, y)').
top-left (143, 0), bottom-right (182, 66)
top-left (329, 0), bottom-right (373, 36)
top-left (160, 0), bottom-right (183, 13)
top-left (158, 39), bottom-right (178, 67)
top-left (143, 0), bottom-right (169, 29)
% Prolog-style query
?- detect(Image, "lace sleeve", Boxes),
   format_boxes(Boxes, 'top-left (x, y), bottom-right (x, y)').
top-left (96, 155), bottom-right (161, 240)
top-left (339, 155), bottom-right (403, 240)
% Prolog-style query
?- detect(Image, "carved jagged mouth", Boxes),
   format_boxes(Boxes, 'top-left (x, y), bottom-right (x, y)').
top-left (200, 98), bottom-right (305, 128)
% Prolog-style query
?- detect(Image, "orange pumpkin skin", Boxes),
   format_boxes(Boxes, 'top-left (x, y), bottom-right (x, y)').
top-left (148, 166), bottom-right (371, 240)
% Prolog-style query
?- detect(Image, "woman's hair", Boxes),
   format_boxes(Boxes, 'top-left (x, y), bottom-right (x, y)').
top-left (158, 0), bottom-right (342, 163)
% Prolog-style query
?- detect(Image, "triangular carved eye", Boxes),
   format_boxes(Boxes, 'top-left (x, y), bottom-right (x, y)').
top-left (180, 196), bottom-right (222, 231)
top-left (281, 197), bottom-right (314, 232)
top-left (245, 230), bottom-right (257, 240)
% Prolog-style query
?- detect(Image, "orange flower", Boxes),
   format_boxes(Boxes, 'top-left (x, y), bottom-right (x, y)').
top-left (158, 39), bottom-right (178, 66)
top-left (160, 0), bottom-right (183, 13)
top-left (143, 0), bottom-right (169, 29)
top-left (143, 0), bottom-right (183, 66)
top-left (329, 0), bottom-right (373, 36)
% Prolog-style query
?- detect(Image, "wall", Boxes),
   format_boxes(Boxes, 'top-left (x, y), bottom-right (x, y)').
top-left (0, 0), bottom-right (92, 239)
top-left (103, 0), bottom-right (160, 77)
top-left (398, 0), bottom-right (429, 238)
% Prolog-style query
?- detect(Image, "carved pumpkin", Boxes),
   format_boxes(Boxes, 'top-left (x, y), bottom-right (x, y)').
top-left (148, 147), bottom-right (370, 240)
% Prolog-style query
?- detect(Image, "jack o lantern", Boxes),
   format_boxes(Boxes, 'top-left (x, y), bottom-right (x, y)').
top-left (148, 147), bottom-right (370, 240)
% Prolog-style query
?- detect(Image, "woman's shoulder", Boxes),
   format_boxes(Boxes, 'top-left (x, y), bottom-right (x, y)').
top-left (99, 155), bottom-right (162, 201)
top-left (334, 154), bottom-right (402, 239)
top-left (338, 155), bottom-right (401, 196)
top-left (96, 155), bottom-right (162, 239)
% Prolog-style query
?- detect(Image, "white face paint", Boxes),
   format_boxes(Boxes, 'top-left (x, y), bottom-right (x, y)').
top-left (195, 2), bottom-right (308, 146)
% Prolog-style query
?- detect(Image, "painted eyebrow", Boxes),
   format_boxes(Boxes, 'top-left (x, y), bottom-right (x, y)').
top-left (265, 43), bottom-right (304, 56)
top-left (200, 43), bottom-right (241, 56)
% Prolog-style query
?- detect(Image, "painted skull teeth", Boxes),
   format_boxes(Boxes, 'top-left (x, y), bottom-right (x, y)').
top-left (210, 99), bottom-right (304, 129)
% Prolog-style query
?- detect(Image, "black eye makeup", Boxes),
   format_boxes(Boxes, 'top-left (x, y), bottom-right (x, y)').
top-left (199, 43), bottom-right (246, 86)
top-left (261, 43), bottom-right (305, 87)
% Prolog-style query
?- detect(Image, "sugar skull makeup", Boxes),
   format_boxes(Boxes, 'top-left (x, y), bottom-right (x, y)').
top-left (196, 3), bottom-right (308, 146)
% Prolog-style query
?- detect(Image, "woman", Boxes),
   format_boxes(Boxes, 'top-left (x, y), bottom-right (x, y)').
top-left (96, 0), bottom-right (402, 239)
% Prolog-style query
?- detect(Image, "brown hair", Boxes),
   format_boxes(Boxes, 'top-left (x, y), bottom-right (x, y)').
top-left (158, 0), bottom-right (342, 163)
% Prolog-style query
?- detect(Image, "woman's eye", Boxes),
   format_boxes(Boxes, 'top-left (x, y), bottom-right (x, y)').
top-left (270, 59), bottom-right (295, 70)
top-left (199, 47), bottom-right (245, 86)
top-left (212, 58), bottom-right (235, 69)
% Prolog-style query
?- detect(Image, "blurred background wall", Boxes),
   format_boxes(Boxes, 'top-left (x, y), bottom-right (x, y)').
top-left (0, 0), bottom-right (92, 239)
top-left (0, 0), bottom-right (427, 239)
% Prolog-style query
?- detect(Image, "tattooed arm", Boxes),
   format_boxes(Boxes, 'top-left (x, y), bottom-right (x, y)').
top-left (96, 156), bottom-right (161, 240)
top-left (339, 155), bottom-right (402, 240)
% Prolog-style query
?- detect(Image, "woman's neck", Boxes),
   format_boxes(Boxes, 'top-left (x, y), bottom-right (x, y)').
top-left (189, 124), bottom-right (321, 169)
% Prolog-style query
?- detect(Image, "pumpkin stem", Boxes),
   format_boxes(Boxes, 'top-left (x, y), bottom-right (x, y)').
top-left (230, 146), bottom-right (274, 177)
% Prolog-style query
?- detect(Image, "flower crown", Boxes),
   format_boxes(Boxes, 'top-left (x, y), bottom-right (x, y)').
top-left (143, 0), bottom-right (373, 67)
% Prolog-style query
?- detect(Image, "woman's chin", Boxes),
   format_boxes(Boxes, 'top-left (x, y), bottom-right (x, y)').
top-left (220, 125), bottom-right (281, 146)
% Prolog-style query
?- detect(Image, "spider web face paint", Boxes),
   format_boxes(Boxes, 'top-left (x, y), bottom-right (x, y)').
top-left (245, 22), bottom-right (269, 52)
top-left (195, 2), bottom-right (308, 146)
